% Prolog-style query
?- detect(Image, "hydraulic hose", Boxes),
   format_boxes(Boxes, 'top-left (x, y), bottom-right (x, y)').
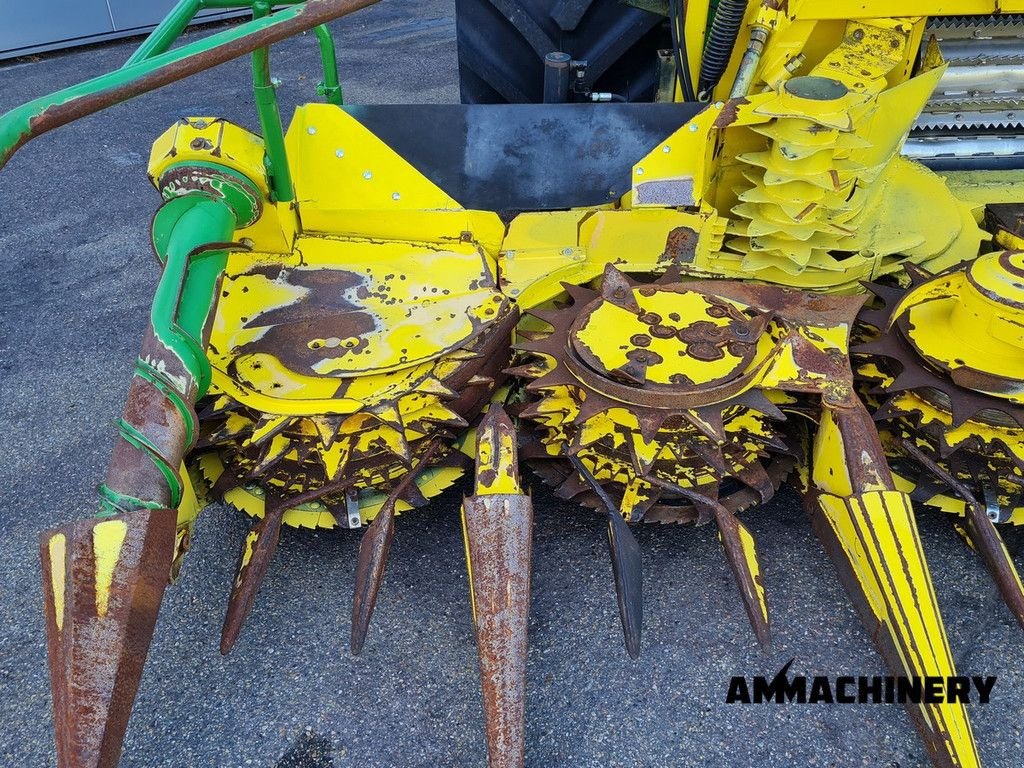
top-left (697, 0), bottom-right (747, 100)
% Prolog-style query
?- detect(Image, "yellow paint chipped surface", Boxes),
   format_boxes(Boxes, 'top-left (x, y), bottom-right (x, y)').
top-left (48, 534), bottom-right (66, 632)
top-left (93, 520), bottom-right (128, 619)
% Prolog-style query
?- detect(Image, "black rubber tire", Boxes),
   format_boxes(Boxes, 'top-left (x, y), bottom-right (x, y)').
top-left (456, 0), bottom-right (669, 104)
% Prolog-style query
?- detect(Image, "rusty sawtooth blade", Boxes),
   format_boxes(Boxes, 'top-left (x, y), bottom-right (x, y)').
top-left (40, 508), bottom-right (177, 768)
top-left (569, 455), bottom-right (643, 659)
top-left (351, 441), bottom-right (442, 655)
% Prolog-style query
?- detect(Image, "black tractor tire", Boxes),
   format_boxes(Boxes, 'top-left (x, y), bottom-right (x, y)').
top-left (456, 0), bottom-right (669, 104)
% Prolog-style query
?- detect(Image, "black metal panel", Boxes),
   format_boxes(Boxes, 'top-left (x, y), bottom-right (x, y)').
top-left (342, 102), bottom-right (705, 213)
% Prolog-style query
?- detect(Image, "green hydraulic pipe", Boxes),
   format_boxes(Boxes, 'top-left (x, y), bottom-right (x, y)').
top-left (0, 0), bottom-right (379, 171)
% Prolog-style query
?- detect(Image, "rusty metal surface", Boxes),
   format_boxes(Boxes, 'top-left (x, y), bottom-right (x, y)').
top-left (463, 406), bottom-right (533, 768)
top-left (512, 265), bottom-right (841, 522)
top-left (462, 493), bottom-right (533, 768)
top-left (102, 329), bottom-right (197, 511)
top-left (39, 509), bottom-right (177, 768)
top-left (569, 456), bottom-right (644, 660)
top-left (901, 438), bottom-right (1024, 632)
top-left (220, 500), bottom-right (287, 655)
top-left (351, 442), bottom-right (442, 656)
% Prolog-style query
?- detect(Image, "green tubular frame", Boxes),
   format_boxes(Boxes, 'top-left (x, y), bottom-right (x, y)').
top-left (124, 0), bottom-right (346, 202)
top-left (0, 0), bottom-right (355, 173)
top-left (0, 0), bottom-right (375, 513)
top-left (98, 193), bottom-right (241, 516)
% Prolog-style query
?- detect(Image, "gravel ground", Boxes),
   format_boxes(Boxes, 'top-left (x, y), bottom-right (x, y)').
top-left (1, 2), bottom-right (1022, 766)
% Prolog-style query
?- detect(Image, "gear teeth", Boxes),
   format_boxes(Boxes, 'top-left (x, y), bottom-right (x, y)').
top-left (554, 469), bottom-right (591, 500)
top-left (512, 337), bottom-right (563, 359)
top-left (517, 399), bottom-right (562, 424)
top-left (510, 267), bottom-right (791, 526)
top-left (637, 412), bottom-right (668, 444)
top-left (600, 264), bottom-right (641, 311)
top-left (524, 364), bottom-right (577, 393)
top-left (413, 406), bottom-right (470, 432)
top-left (210, 465), bottom-right (244, 500)
top-left (197, 395), bottom-right (239, 420)
top-left (249, 435), bottom-right (292, 477)
top-left (560, 281), bottom-right (600, 306)
top-left (611, 360), bottom-right (649, 387)
top-left (504, 362), bottom-right (546, 380)
top-left (248, 414), bottom-right (290, 445)
top-left (312, 415), bottom-right (346, 449)
top-left (684, 408), bottom-right (727, 443)
top-left (526, 308), bottom-right (567, 328)
top-left (736, 462), bottom-right (777, 504)
top-left (575, 392), bottom-right (616, 423)
top-left (903, 263), bottom-right (934, 287)
top-left (689, 440), bottom-right (730, 476)
top-left (416, 377), bottom-right (459, 400)
top-left (203, 414), bottom-right (250, 446)
top-left (370, 404), bottom-right (404, 432)
top-left (320, 440), bottom-right (352, 480)
top-left (731, 390), bottom-right (787, 422)
top-left (627, 433), bottom-right (660, 476)
top-left (398, 478), bottom-right (430, 509)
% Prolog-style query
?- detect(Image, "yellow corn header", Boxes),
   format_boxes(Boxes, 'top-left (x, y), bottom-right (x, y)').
top-left (4, 0), bottom-right (1024, 766)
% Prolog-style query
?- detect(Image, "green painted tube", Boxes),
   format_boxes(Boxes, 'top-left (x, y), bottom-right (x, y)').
top-left (151, 196), bottom-right (238, 395)
top-left (251, 1), bottom-right (295, 202)
top-left (314, 25), bottom-right (344, 105)
top-left (0, 0), bottom-right (379, 171)
top-left (123, 0), bottom-right (203, 66)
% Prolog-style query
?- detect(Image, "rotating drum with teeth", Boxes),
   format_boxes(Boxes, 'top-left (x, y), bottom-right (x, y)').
top-left (194, 237), bottom-right (518, 529)
top-left (854, 250), bottom-right (1024, 630)
top-left (509, 264), bottom-right (795, 525)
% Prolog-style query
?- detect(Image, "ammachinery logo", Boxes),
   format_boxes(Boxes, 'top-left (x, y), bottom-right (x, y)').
top-left (726, 659), bottom-right (997, 705)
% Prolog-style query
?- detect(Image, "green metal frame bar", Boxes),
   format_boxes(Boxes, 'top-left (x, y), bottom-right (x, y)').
top-left (251, 1), bottom-right (294, 202)
top-left (121, 0), bottom-right (345, 201)
top-left (314, 24), bottom-right (344, 105)
top-left (0, 0), bottom-right (367, 172)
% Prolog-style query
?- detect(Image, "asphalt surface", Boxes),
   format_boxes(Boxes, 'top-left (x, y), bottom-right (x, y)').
top-left (1, 3), bottom-right (1023, 767)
